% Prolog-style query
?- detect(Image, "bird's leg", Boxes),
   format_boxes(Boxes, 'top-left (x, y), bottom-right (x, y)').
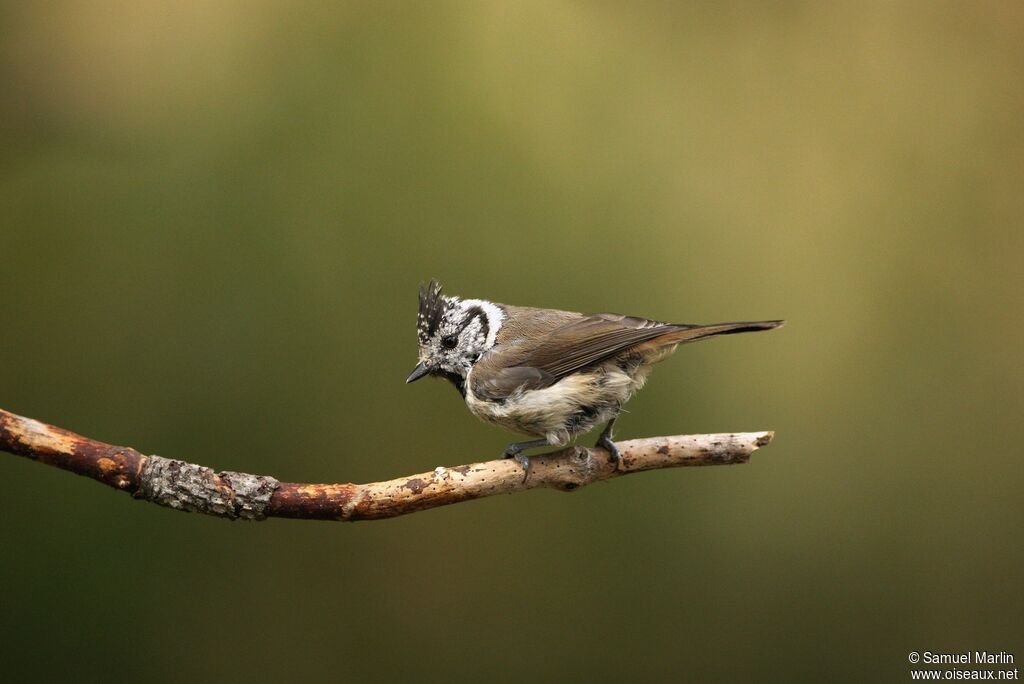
top-left (595, 418), bottom-right (621, 463)
top-left (502, 438), bottom-right (550, 481)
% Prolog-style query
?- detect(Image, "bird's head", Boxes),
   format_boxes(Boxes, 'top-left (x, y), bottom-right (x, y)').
top-left (407, 280), bottom-right (504, 385)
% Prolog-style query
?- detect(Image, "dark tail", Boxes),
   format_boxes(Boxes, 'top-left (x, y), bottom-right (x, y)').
top-left (655, 320), bottom-right (785, 346)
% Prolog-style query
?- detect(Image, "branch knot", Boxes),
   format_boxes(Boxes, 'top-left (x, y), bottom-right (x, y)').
top-left (137, 455), bottom-right (280, 520)
top-left (545, 446), bottom-right (603, 492)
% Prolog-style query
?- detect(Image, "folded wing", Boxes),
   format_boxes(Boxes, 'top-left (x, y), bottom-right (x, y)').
top-left (471, 313), bottom-right (783, 402)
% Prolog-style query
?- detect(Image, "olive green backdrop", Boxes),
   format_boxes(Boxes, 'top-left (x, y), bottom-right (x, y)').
top-left (1, 2), bottom-right (1021, 682)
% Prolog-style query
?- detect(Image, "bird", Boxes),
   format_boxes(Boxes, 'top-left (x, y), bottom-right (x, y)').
top-left (406, 280), bottom-right (782, 474)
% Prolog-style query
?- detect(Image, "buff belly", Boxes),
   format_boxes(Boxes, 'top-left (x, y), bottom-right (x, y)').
top-left (464, 355), bottom-right (665, 446)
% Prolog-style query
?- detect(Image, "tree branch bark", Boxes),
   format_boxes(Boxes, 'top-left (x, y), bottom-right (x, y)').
top-left (0, 406), bottom-right (773, 522)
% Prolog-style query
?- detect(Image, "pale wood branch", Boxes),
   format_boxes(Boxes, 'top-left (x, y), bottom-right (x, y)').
top-left (0, 406), bottom-right (773, 522)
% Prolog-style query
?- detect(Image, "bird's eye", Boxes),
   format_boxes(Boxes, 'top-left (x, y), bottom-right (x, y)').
top-left (441, 334), bottom-right (458, 349)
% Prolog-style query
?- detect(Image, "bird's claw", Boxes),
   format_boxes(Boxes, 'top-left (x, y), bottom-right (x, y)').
top-left (502, 439), bottom-right (549, 483)
top-left (502, 448), bottom-right (531, 483)
top-left (512, 453), bottom-right (531, 482)
top-left (596, 434), bottom-right (621, 464)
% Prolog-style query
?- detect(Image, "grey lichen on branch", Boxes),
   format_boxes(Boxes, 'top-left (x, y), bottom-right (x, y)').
top-left (137, 456), bottom-right (279, 520)
top-left (0, 406), bottom-right (773, 522)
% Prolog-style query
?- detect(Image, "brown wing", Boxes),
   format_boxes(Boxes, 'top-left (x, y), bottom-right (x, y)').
top-left (520, 314), bottom-right (688, 378)
top-left (470, 313), bottom-right (690, 401)
top-left (469, 363), bottom-right (557, 402)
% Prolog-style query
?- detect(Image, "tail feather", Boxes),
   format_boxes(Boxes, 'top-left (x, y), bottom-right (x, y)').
top-left (646, 320), bottom-right (784, 348)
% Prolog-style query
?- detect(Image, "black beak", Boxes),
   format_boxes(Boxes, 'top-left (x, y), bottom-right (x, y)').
top-left (405, 362), bottom-right (431, 384)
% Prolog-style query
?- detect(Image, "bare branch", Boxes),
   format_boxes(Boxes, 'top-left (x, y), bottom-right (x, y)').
top-left (0, 407), bottom-right (773, 522)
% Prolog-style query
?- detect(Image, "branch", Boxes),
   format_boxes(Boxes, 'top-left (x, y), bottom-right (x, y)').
top-left (0, 406), bottom-right (773, 522)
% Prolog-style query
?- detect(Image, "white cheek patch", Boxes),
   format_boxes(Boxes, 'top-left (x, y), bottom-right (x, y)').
top-left (459, 299), bottom-right (504, 349)
top-left (463, 318), bottom-right (484, 348)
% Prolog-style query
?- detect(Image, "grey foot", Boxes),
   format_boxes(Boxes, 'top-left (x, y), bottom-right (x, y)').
top-left (502, 439), bottom-right (549, 481)
top-left (595, 419), bottom-right (621, 463)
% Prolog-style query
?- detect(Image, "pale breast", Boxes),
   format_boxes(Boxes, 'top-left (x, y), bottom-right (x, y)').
top-left (464, 358), bottom-right (656, 446)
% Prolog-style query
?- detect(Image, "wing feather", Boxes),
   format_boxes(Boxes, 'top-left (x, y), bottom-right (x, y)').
top-left (470, 365), bottom-right (555, 402)
top-left (524, 317), bottom-right (685, 378)
top-left (470, 314), bottom-right (687, 401)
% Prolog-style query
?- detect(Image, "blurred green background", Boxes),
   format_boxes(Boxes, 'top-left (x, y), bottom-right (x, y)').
top-left (1, 2), bottom-right (1022, 682)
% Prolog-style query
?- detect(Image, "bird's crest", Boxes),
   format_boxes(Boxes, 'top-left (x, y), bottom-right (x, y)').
top-left (417, 279), bottom-right (448, 345)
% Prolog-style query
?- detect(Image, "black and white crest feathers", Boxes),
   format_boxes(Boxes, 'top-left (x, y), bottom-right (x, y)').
top-left (417, 279), bottom-right (446, 344)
